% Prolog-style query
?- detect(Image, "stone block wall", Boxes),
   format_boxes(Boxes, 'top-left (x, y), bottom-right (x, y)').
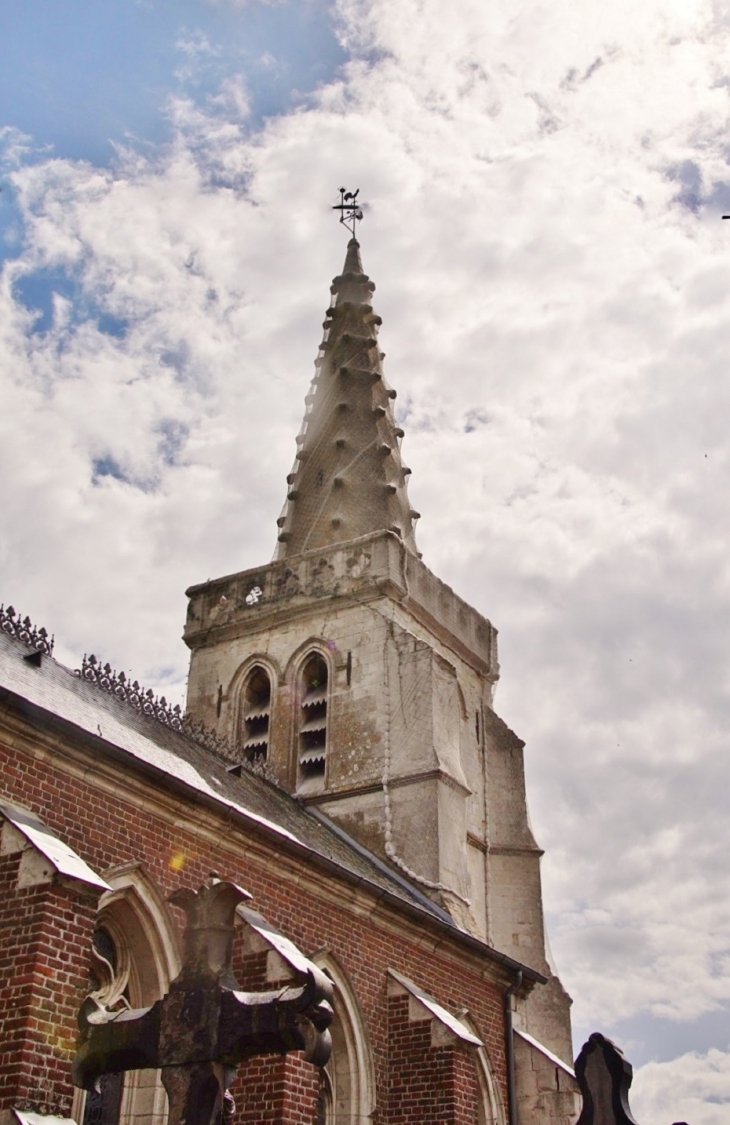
top-left (182, 541), bottom-right (559, 983)
top-left (182, 531), bottom-right (576, 1080)
top-left (514, 1035), bottom-right (580, 1125)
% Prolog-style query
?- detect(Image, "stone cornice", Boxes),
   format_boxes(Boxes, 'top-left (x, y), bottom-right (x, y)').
top-left (184, 531), bottom-right (498, 679)
top-left (302, 766), bottom-right (472, 804)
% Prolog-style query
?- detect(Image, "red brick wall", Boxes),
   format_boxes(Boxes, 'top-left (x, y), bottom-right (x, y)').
top-left (0, 848), bottom-right (99, 1115)
top-left (453, 1048), bottom-right (481, 1124)
top-left (387, 994), bottom-right (480, 1125)
top-left (229, 948), bottom-right (321, 1123)
top-left (0, 729), bottom-right (507, 1123)
top-left (235, 1054), bottom-right (319, 1125)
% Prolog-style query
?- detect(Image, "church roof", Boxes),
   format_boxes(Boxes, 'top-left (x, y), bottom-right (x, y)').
top-left (275, 239), bottom-right (420, 560)
top-left (0, 629), bottom-right (541, 984)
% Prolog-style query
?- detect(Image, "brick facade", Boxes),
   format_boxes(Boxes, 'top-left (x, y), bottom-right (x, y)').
top-left (0, 709), bottom-right (512, 1125)
top-left (0, 851), bottom-right (100, 1115)
top-left (234, 1056), bottom-right (319, 1125)
top-left (386, 994), bottom-right (481, 1125)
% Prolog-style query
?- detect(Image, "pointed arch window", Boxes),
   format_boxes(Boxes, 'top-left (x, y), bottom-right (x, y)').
top-left (313, 953), bottom-right (375, 1125)
top-left (241, 665), bottom-right (272, 762)
top-left (298, 652), bottom-right (328, 781)
top-left (75, 868), bottom-right (180, 1125)
top-left (81, 927), bottom-right (126, 1125)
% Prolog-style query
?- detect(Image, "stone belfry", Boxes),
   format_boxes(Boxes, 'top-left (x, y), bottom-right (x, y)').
top-left (184, 211), bottom-right (575, 1068)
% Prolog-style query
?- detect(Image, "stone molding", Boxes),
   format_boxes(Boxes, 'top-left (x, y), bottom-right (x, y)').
top-left (184, 531), bottom-right (497, 676)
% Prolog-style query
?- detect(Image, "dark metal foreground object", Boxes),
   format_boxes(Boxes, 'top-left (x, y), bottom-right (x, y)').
top-left (73, 876), bottom-right (333, 1125)
top-left (575, 1033), bottom-right (639, 1125)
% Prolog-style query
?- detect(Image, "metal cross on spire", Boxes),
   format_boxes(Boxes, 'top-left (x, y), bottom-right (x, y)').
top-left (333, 187), bottom-right (364, 238)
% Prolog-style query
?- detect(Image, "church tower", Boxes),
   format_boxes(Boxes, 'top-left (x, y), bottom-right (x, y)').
top-left (183, 232), bottom-right (575, 1071)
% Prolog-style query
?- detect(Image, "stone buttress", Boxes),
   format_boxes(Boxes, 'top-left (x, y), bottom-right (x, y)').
top-left (183, 239), bottom-right (577, 1095)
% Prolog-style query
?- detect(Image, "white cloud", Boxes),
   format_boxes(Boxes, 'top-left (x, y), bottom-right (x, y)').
top-left (2, 0), bottom-right (730, 1108)
top-left (633, 1048), bottom-right (730, 1125)
top-left (174, 29), bottom-right (223, 85)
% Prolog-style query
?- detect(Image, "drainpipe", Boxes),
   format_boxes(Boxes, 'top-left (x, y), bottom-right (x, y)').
top-left (504, 970), bottom-right (523, 1125)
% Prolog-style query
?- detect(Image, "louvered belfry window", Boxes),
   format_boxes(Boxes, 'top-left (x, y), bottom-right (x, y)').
top-left (242, 665), bottom-right (271, 762)
top-left (299, 653), bottom-right (328, 778)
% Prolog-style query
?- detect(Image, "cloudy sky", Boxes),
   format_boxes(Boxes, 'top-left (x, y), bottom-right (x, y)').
top-left (2, 1), bottom-right (730, 1120)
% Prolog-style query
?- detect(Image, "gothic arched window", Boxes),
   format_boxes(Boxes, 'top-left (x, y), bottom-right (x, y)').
top-left (74, 867), bottom-right (180, 1125)
top-left (298, 652), bottom-right (328, 784)
top-left (81, 927), bottom-right (127, 1125)
top-left (313, 953), bottom-right (375, 1125)
top-left (241, 665), bottom-right (272, 762)
top-left (467, 1018), bottom-right (505, 1125)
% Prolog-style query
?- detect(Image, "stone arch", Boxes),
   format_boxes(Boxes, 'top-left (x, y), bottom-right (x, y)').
top-left (312, 951), bottom-right (376, 1125)
top-left (285, 640), bottom-right (335, 794)
top-left (283, 636), bottom-right (337, 685)
top-left (74, 863), bottom-right (181, 1125)
top-left (233, 656), bottom-right (280, 764)
top-left (462, 1015), bottom-right (505, 1125)
top-left (97, 862), bottom-right (181, 999)
top-left (456, 679), bottom-right (468, 723)
top-left (228, 654), bottom-right (280, 760)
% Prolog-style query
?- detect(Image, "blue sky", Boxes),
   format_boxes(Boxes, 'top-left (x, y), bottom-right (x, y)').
top-left (3, 2), bottom-right (730, 1121)
top-left (1, 0), bottom-right (346, 335)
top-left (0, 0), bottom-right (345, 165)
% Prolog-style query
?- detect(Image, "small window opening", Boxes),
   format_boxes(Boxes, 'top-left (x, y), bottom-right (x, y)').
top-left (317, 1068), bottom-right (334, 1125)
top-left (92, 927), bottom-right (117, 972)
top-left (83, 928), bottom-right (125, 1125)
top-left (346, 650), bottom-right (352, 687)
top-left (299, 653), bottom-right (328, 780)
top-left (241, 666), bottom-right (271, 762)
top-left (316, 468), bottom-right (325, 488)
top-left (82, 1070), bottom-right (123, 1125)
top-left (475, 710), bottom-right (480, 744)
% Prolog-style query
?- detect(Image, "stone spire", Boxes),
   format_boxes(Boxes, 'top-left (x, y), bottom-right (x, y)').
top-left (275, 240), bottom-right (419, 559)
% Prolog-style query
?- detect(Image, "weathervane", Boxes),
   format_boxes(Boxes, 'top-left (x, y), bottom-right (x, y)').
top-left (333, 187), bottom-right (364, 238)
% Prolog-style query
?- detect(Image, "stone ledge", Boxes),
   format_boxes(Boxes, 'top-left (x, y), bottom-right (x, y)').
top-left (185, 531), bottom-right (498, 676)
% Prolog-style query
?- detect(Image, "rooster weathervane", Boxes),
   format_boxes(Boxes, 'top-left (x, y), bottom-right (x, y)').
top-left (333, 187), bottom-right (364, 238)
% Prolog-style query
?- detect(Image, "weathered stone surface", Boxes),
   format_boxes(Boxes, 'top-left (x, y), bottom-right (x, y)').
top-left (274, 239), bottom-right (419, 560)
top-left (514, 1026), bottom-right (581, 1125)
top-left (181, 235), bottom-right (578, 1118)
top-left (575, 1033), bottom-right (639, 1125)
top-left (184, 532), bottom-right (497, 677)
top-left (73, 877), bottom-right (333, 1125)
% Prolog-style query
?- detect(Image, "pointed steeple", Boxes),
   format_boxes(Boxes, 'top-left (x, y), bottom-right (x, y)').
top-left (275, 240), bottom-right (420, 559)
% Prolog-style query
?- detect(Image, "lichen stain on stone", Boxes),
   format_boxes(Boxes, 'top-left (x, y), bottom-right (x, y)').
top-left (329, 696), bottom-right (381, 787)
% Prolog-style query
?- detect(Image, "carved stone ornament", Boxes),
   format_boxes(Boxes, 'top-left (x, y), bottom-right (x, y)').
top-left (80, 925), bottom-right (131, 1028)
top-left (575, 1032), bottom-right (640, 1125)
top-left (73, 876), bottom-right (334, 1125)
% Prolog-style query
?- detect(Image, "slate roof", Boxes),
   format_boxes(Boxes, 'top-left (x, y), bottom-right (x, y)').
top-left (0, 629), bottom-right (542, 983)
